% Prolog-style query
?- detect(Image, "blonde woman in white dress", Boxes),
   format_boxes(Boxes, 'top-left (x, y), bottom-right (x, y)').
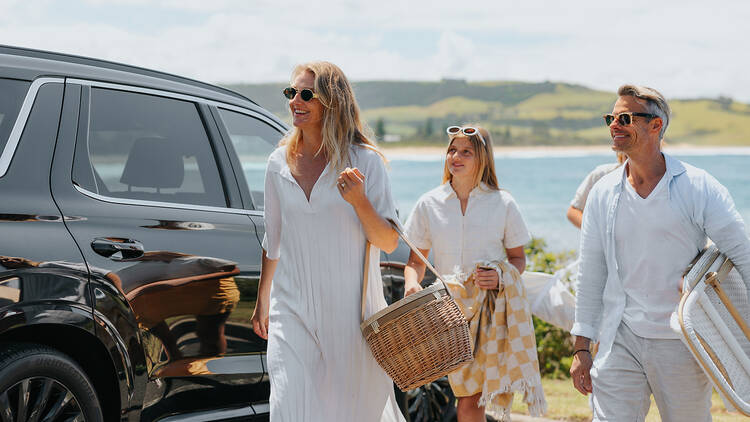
top-left (250, 62), bottom-right (405, 422)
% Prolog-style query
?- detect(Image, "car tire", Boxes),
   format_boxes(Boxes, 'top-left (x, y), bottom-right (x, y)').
top-left (0, 342), bottom-right (103, 422)
top-left (406, 376), bottom-right (457, 422)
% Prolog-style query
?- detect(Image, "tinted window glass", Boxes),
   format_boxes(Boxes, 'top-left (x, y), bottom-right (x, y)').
top-left (0, 79), bottom-right (31, 153)
top-left (74, 88), bottom-right (226, 207)
top-left (218, 109), bottom-right (280, 210)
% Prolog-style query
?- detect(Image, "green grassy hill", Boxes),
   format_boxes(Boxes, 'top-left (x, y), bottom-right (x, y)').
top-left (224, 80), bottom-right (750, 146)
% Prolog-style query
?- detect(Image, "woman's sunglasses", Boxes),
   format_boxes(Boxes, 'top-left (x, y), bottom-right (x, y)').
top-left (603, 112), bottom-right (657, 126)
top-left (446, 126), bottom-right (486, 146)
top-left (283, 87), bottom-right (318, 102)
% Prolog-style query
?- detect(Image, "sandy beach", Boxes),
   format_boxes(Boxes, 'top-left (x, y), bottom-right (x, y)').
top-left (380, 143), bottom-right (750, 159)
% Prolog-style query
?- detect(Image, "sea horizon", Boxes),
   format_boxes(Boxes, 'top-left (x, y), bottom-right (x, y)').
top-left (382, 144), bottom-right (750, 161)
top-left (386, 148), bottom-right (750, 253)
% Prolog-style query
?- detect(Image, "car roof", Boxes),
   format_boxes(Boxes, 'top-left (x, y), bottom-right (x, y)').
top-left (0, 44), bottom-right (278, 120)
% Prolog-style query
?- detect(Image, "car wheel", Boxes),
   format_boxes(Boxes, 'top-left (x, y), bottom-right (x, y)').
top-left (380, 266), bottom-right (405, 305)
top-left (0, 343), bottom-right (103, 422)
top-left (406, 376), bottom-right (457, 422)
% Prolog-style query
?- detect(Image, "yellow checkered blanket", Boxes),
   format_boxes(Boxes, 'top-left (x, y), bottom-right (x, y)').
top-left (443, 260), bottom-right (547, 421)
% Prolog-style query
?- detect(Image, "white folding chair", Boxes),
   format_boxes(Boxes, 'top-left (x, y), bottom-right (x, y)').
top-left (677, 245), bottom-right (750, 415)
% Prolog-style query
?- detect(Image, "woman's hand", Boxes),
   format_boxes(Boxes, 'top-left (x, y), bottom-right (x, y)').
top-left (336, 166), bottom-right (399, 252)
top-left (337, 167), bottom-right (366, 207)
top-left (251, 300), bottom-right (269, 340)
top-left (474, 267), bottom-right (501, 290)
top-left (0, 256), bottom-right (40, 268)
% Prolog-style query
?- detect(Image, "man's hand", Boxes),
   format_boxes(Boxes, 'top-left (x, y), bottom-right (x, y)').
top-left (570, 349), bottom-right (593, 395)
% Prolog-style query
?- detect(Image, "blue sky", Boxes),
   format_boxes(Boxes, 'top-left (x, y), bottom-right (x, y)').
top-left (2, 0), bottom-right (749, 101)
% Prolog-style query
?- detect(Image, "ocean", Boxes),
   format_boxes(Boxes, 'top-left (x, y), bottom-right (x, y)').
top-left (386, 149), bottom-right (750, 252)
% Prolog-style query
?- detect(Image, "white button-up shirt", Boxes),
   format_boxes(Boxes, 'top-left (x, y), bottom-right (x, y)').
top-left (404, 182), bottom-right (530, 276)
top-left (572, 153), bottom-right (750, 364)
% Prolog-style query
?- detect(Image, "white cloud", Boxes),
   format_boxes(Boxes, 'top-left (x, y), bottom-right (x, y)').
top-left (1, 0), bottom-right (749, 101)
top-left (431, 32), bottom-right (476, 79)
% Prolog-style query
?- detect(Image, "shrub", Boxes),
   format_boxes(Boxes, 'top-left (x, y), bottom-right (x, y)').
top-left (525, 237), bottom-right (577, 378)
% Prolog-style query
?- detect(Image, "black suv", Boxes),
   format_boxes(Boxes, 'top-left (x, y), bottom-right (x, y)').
top-left (0, 45), bottom-right (451, 422)
top-left (0, 45), bottom-right (298, 421)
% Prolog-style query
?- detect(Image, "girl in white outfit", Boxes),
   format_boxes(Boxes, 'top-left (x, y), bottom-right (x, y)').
top-left (251, 62), bottom-right (405, 422)
top-left (403, 126), bottom-right (538, 422)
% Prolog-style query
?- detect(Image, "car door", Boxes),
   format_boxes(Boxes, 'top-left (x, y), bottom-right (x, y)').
top-left (209, 105), bottom-right (287, 418)
top-left (51, 80), bottom-right (267, 420)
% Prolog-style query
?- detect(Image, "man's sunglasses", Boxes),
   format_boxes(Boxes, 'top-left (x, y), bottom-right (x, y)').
top-left (603, 112), bottom-right (657, 126)
top-left (283, 87), bottom-right (318, 102)
top-left (446, 126), bottom-right (486, 146)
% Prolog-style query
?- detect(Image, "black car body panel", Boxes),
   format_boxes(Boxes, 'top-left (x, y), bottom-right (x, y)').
top-left (0, 45), bottom-right (272, 118)
top-left (0, 46), bottom-right (287, 421)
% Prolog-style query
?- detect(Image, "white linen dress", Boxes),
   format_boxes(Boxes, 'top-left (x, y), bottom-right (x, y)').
top-left (262, 144), bottom-right (405, 422)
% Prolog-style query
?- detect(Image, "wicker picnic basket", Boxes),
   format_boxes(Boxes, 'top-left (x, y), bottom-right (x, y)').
top-left (360, 222), bottom-right (473, 391)
top-left (678, 245), bottom-right (750, 415)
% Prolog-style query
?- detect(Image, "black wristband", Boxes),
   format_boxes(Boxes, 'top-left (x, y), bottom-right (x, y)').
top-left (573, 349), bottom-right (591, 356)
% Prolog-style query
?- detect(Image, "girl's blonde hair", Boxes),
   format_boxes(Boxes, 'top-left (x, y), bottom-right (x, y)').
top-left (281, 61), bottom-right (383, 171)
top-left (442, 125), bottom-right (499, 190)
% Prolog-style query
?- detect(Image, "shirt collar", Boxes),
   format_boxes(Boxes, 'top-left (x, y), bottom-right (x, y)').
top-left (439, 181), bottom-right (492, 200)
top-left (615, 152), bottom-right (685, 189)
top-left (613, 152), bottom-right (685, 189)
top-left (663, 152), bottom-right (686, 178)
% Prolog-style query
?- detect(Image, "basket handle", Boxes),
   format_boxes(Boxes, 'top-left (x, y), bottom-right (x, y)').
top-left (361, 219), bottom-right (452, 323)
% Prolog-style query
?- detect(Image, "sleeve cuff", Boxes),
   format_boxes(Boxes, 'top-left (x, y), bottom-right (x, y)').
top-left (262, 233), bottom-right (280, 260)
top-left (570, 321), bottom-right (598, 341)
top-left (403, 228), bottom-right (430, 250)
top-left (506, 232), bottom-right (531, 249)
top-left (409, 238), bottom-right (431, 250)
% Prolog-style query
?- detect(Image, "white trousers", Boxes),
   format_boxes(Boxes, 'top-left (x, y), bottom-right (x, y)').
top-left (591, 323), bottom-right (712, 422)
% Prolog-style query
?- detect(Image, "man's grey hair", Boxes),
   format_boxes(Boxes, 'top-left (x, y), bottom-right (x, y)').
top-left (618, 84), bottom-right (671, 139)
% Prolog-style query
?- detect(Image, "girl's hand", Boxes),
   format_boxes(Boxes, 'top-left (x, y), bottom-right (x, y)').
top-left (251, 301), bottom-right (269, 340)
top-left (405, 280), bottom-right (423, 296)
top-left (474, 267), bottom-right (501, 290)
top-left (337, 167), bottom-right (366, 207)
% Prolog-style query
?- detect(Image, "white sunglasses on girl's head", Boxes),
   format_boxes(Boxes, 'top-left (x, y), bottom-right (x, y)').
top-left (446, 126), bottom-right (486, 146)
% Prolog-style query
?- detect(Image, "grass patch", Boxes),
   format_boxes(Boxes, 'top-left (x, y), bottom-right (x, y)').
top-left (510, 378), bottom-right (747, 421)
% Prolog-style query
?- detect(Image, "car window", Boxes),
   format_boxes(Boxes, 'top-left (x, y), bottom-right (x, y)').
top-left (73, 88), bottom-right (227, 208)
top-left (217, 109), bottom-right (280, 210)
top-left (0, 78), bottom-right (32, 154)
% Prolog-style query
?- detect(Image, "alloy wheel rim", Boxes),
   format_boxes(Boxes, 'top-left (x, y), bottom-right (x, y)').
top-left (0, 377), bottom-right (84, 422)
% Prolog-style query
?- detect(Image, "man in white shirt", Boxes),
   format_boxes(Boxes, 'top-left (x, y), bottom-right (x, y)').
top-left (569, 85), bottom-right (750, 421)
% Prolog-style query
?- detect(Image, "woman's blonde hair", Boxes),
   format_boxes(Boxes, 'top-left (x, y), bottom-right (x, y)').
top-left (281, 61), bottom-right (383, 172)
top-left (442, 125), bottom-right (499, 190)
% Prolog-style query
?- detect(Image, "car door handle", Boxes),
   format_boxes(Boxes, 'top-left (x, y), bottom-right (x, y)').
top-left (91, 238), bottom-right (144, 260)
